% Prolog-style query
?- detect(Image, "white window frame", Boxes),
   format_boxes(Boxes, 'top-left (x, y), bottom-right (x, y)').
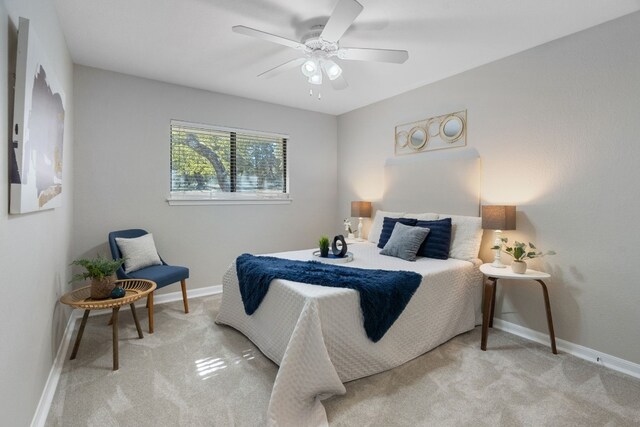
top-left (167, 120), bottom-right (291, 206)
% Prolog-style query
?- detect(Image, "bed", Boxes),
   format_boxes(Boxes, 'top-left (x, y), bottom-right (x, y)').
top-left (215, 149), bottom-right (484, 426)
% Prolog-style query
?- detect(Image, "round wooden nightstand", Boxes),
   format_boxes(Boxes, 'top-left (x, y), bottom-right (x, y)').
top-left (479, 263), bottom-right (557, 354)
top-left (60, 279), bottom-right (156, 370)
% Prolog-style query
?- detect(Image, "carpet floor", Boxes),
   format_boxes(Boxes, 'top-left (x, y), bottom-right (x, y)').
top-left (46, 295), bottom-right (640, 426)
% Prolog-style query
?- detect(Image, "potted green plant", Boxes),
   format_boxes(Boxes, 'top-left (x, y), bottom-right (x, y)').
top-left (492, 239), bottom-right (556, 274)
top-left (70, 255), bottom-right (125, 299)
top-left (318, 236), bottom-right (330, 258)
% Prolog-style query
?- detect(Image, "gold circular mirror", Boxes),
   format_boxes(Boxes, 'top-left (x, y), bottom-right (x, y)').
top-left (395, 131), bottom-right (408, 148)
top-left (440, 116), bottom-right (464, 143)
top-left (408, 127), bottom-right (428, 150)
top-left (427, 119), bottom-right (440, 137)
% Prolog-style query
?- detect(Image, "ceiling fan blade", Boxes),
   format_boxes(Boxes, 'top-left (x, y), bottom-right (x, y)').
top-left (257, 57), bottom-right (306, 79)
top-left (232, 26), bottom-right (306, 50)
top-left (338, 47), bottom-right (409, 63)
top-left (320, 0), bottom-right (363, 42)
top-left (330, 74), bottom-right (349, 90)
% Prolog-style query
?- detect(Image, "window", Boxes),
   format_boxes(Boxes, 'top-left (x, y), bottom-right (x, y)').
top-left (169, 120), bottom-right (289, 205)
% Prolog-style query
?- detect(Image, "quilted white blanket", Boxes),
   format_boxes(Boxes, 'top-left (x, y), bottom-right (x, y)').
top-left (215, 242), bottom-right (483, 426)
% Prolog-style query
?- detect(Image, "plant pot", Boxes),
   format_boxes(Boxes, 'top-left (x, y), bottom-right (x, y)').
top-left (319, 247), bottom-right (329, 258)
top-left (91, 275), bottom-right (116, 299)
top-left (511, 260), bottom-right (527, 274)
top-left (348, 233), bottom-right (355, 239)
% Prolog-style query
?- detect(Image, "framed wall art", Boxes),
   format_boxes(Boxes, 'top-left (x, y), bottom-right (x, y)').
top-left (395, 110), bottom-right (466, 156)
top-left (10, 17), bottom-right (66, 214)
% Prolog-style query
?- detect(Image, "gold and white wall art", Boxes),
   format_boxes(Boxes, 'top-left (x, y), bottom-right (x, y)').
top-left (10, 17), bottom-right (66, 214)
top-left (394, 110), bottom-right (466, 156)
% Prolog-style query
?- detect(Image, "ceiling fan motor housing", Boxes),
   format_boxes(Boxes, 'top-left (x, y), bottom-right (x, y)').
top-left (302, 25), bottom-right (339, 56)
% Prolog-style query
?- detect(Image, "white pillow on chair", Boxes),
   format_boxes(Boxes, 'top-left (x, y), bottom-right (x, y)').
top-left (115, 233), bottom-right (162, 273)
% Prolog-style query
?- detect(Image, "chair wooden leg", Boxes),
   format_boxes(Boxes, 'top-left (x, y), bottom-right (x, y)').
top-left (181, 279), bottom-right (189, 314)
top-left (148, 292), bottom-right (154, 334)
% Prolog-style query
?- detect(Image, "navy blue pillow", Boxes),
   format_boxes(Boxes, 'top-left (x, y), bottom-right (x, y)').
top-left (415, 218), bottom-right (452, 260)
top-left (377, 217), bottom-right (418, 248)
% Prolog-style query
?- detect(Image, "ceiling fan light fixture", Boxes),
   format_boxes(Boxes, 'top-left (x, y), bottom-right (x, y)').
top-left (322, 59), bottom-right (342, 80)
top-left (301, 59), bottom-right (318, 77)
top-left (308, 70), bottom-right (323, 85)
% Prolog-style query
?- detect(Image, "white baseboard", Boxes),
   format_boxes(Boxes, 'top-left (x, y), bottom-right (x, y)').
top-left (30, 312), bottom-right (76, 427)
top-left (31, 285), bottom-right (222, 427)
top-left (492, 318), bottom-right (640, 379)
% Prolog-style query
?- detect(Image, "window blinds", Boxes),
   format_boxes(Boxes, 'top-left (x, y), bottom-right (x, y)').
top-left (170, 121), bottom-right (287, 196)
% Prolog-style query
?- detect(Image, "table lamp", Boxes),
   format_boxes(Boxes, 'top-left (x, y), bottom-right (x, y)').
top-left (351, 201), bottom-right (372, 241)
top-left (481, 205), bottom-right (516, 268)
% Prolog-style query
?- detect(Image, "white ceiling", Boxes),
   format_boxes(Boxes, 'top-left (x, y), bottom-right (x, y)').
top-left (54, 0), bottom-right (639, 115)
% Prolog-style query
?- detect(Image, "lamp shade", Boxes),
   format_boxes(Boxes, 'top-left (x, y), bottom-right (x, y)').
top-left (351, 201), bottom-right (372, 218)
top-left (481, 205), bottom-right (516, 230)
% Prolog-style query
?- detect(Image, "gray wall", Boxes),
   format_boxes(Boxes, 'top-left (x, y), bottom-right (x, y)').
top-left (73, 66), bottom-right (338, 293)
top-left (337, 12), bottom-right (640, 364)
top-left (0, 0), bottom-right (74, 424)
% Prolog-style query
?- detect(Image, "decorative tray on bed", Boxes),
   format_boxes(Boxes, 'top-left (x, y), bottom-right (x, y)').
top-left (311, 251), bottom-right (354, 264)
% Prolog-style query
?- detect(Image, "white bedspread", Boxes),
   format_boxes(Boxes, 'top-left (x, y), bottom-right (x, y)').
top-left (215, 242), bottom-right (483, 426)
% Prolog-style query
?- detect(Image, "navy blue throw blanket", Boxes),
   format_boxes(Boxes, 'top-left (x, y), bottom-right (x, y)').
top-left (236, 253), bottom-right (423, 342)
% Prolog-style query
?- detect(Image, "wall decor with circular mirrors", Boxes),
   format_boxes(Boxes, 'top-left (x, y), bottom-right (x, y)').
top-left (394, 110), bottom-right (467, 156)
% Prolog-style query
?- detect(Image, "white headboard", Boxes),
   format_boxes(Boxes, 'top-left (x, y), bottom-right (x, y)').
top-left (381, 148), bottom-right (481, 216)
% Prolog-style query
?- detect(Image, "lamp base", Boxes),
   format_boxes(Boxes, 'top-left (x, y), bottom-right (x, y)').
top-left (491, 259), bottom-right (507, 268)
top-left (491, 231), bottom-right (506, 268)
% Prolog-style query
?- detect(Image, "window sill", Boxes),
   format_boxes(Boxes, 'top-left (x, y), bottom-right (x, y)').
top-left (167, 197), bottom-right (292, 206)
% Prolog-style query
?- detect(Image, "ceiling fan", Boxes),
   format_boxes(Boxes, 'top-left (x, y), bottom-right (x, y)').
top-left (232, 0), bottom-right (409, 90)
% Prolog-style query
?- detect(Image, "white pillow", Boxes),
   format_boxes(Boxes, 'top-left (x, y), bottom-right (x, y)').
top-left (403, 212), bottom-right (440, 220)
top-left (115, 233), bottom-right (163, 273)
top-left (367, 210), bottom-right (405, 244)
top-left (439, 214), bottom-right (484, 261)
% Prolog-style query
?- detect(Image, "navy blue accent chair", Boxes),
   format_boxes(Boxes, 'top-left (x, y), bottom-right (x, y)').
top-left (108, 229), bottom-right (189, 333)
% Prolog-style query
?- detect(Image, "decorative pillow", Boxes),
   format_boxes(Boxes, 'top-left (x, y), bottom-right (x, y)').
top-left (115, 233), bottom-right (162, 273)
top-left (439, 214), bottom-right (484, 261)
top-left (367, 210), bottom-right (405, 244)
top-left (403, 212), bottom-right (439, 221)
top-left (380, 223), bottom-right (430, 262)
top-left (415, 217), bottom-right (452, 260)
top-left (377, 217), bottom-right (418, 248)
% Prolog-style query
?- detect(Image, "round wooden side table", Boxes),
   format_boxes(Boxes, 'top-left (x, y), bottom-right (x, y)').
top-left (479, 263), bottom-right (557, 354)
top-left (60, 279), bottom-right (156, 371)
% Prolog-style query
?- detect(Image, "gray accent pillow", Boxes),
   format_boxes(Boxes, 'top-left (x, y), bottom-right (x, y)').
top-left (115, 233), bottom-right (162, 273)
top-left (379, 222), bottom-right (430, 261)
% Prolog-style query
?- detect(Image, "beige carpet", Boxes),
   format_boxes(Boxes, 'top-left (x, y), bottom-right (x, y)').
top-left (46, 295), bottom-right (640, 426)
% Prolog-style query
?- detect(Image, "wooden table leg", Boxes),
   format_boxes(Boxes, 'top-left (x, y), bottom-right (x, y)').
top-left (481, 278), bottom-right (496, 351)
top-left (148, 292), bottom-right (154, 334)
top-left (536, 280), bottom-right (558, 354)
top-left (70, 310), bottom-right (90, 360)
top-left (112, 307), bottom-right (120, 371)
top-left (130, 303), bottom-right (143, 339)
top-left (489, 280), bottom-right (497, 328)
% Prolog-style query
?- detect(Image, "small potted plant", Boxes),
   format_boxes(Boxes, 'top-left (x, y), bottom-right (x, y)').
top-left (492, 239), bottom-right (555, 274)
top-left (318, 236), bottom-right (330, 258)
top-left (70, 255), bottom-right (125, 299)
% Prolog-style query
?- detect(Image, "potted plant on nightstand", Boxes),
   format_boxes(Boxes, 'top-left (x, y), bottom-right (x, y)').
top-left (492, 239), bottom-right (556, 273)
top-left (70, 255), bottom-right (125, 299)
top-left (318, 236), bottom-right (330, 258)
